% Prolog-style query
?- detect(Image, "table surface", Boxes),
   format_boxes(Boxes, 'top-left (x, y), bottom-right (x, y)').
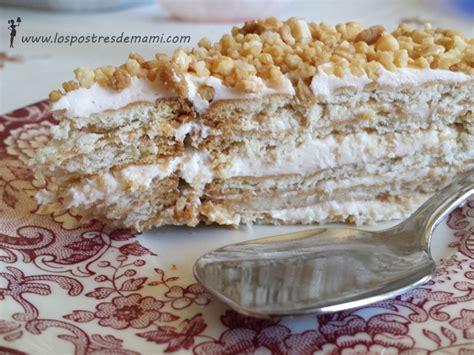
top-left (0, 0), bottom-right (473, 114)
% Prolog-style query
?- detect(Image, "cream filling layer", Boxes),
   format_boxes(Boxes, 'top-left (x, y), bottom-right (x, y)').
top-left (62, 128), bottom-right (470, 208)
top-left (65, 159), bottom-right (180, 207)
top-left (200, 195), bottom-right (427, 226)
top-left (226, 128), bottom-right (461, 177)
top-left (268, 194), bottom-right (428, 225)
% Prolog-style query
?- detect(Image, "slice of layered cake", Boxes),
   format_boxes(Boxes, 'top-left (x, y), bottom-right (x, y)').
top-left (33, 18), bottom-right (473, 231)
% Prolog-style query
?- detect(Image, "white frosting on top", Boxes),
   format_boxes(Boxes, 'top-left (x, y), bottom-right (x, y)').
top-left (54, 74), bottom-right (295, 118)
top-left (54, 67), bottom-right (472, 118)
top-left (311, 66), bottom-right (474, 98)
top-left (310, 67), bottom-right (371, 98)
top-left (377, 67), bottom-right (473, 86)
top-left (53, 77), bottom-right (170, 118)
top-left (185, 74), bottom-right (295, 113)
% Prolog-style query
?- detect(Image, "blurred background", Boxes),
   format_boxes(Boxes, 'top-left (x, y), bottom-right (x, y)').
top-left (0, 0), bottom-right (473, 113)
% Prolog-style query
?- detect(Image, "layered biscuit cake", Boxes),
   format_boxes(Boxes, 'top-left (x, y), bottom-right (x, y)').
top-left (33, 18), bottom-right (474, 230)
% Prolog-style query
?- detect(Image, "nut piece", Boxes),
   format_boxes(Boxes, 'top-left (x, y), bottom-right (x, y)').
top-left (94, 68), bottom-right (109, 86)
top-left (125, 59), bottom-right (141, 76)
top-left (129, 53), bottom-right (145, 65)
top-left (110, 68), bottom-right (131, 90)
top-left (438, 50), bottom-right (460, 69)
top-left (344, 22), bottom-right (364, 41)
top-left (74, 67), bottom-right (95, 88)
top-left (377, 51), bottom-right (396, 71)
top-left (290, 19), bottom-right (312, 43)
top-left (394, 49), bottom-right (409, 67)
top-left (197, 84), bottom-right (215, 100)
top-left (173, 49), bottom-right (192, 71)
top-left (356, 25), bottom-right (385, 45)
top-left (375, 34), bottom-right (400, 51)
top-left (62, 80), bottom-right (80, 92)
top-left (49, 90), bottom-right (62, 103)
top-left (413, 56), bottom-right (430, 68)
top-left (192, 61), bottom-right (210, 77)
top-left (235, 79), bottom-right (262, 93)
top-left (198, 37), bottom-right (213, 49)
top-left (212, 56), bottom-right (234, 75)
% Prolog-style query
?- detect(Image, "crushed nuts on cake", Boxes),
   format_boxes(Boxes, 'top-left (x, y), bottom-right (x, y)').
top-left (49, 17), bottom-right (474, 102)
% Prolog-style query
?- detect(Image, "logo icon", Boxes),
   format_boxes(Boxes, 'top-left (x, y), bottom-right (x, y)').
top-left (7, 17), bottom-right (21, 48)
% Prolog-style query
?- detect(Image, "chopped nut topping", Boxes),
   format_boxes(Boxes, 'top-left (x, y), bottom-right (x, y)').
top-left (125, 59), bottom-right (140, 76)
top-left (51, 17), bottom-right (473, 101)
top-left (356, 25), bottom-right (385, 45)
top-left (212, 56), bottom-right (234, 75)
top-left (74, 67), bottom-right (95, 88)
top-left (49, 90), bottom-right (62, 103)
top-left (290, 19), bottom-right (312, 43)
top-left (375, 34), bottom-right (400, 52)
top-left (129, 53), bottom-right (145, 65)
top-left (235, 78), bottom-right (262, 93)
top-left (62, 80), bottom-right (80, 92)
top-left (110, 68), bottom-right (131, 90)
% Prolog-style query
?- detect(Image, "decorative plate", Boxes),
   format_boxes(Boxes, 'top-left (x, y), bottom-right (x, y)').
top-left (0, 101), bottom-right (473, 354)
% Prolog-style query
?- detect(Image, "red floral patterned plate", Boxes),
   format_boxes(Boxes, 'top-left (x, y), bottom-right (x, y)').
top-left (0, 101), bottom-right (473, 354)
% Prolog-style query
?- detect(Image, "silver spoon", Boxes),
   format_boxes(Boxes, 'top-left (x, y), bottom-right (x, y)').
top-left (193, 170), bottom-right (473, 318)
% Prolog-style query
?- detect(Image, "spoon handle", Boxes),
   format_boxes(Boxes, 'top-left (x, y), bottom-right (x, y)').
top-left (406, 169), bottom-right (474, 248)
